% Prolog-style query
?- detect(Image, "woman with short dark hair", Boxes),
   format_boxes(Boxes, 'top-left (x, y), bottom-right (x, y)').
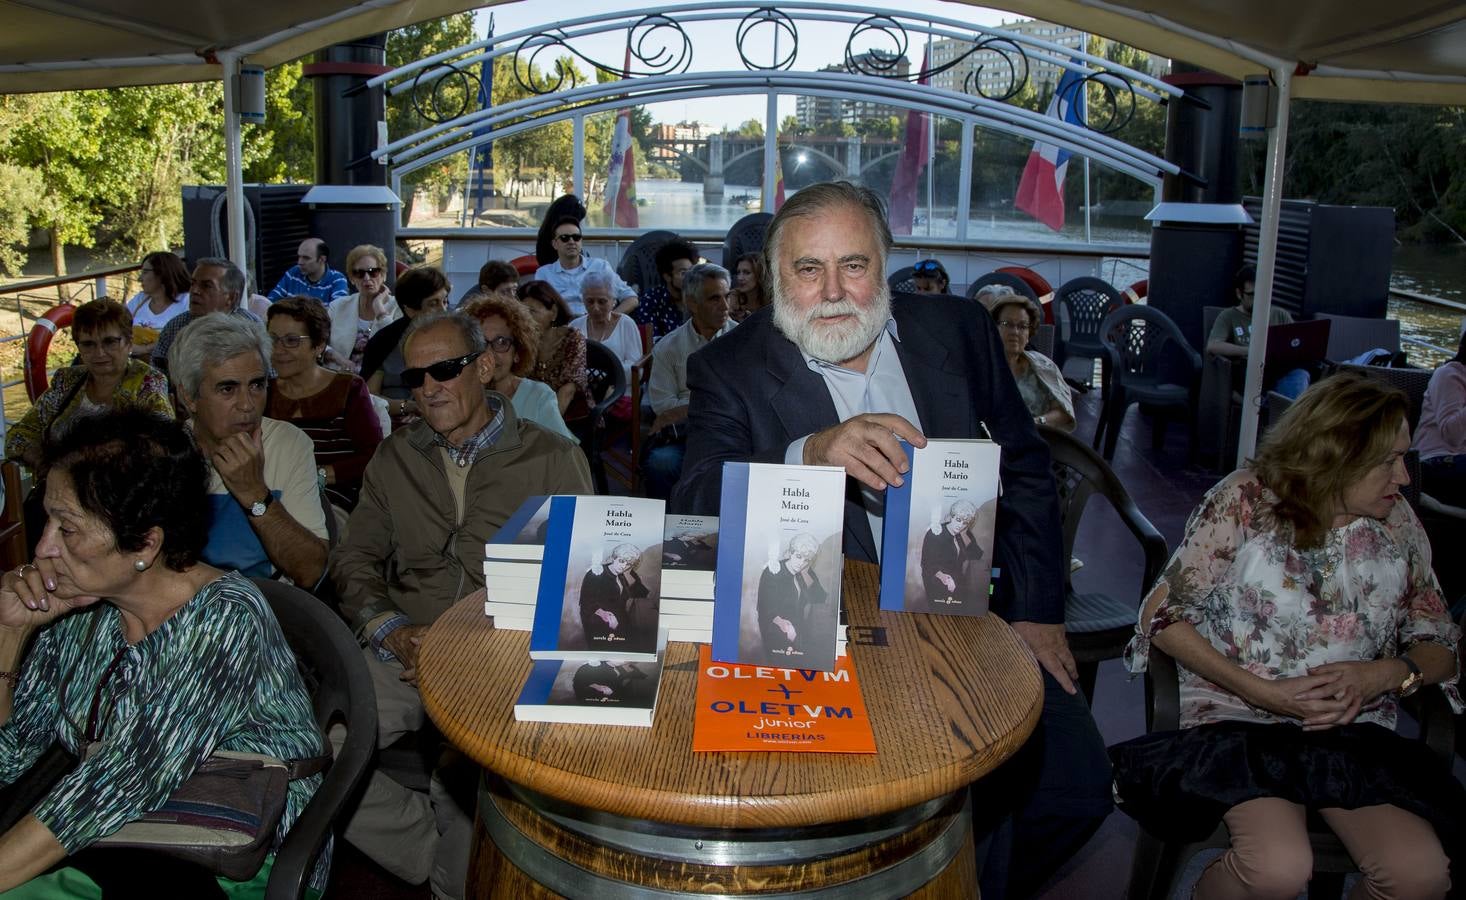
top-left (0, 409), bottom-right (327, 896)
top-left (6, 299), bottom-right (173, 472)
top-left (518, 281), bottom-right (589, 416)
top-left (361, 266), bottom-right (452, 423)
top-left (266, 296), bottom-right (383, 509)
top-left (1116, 373), bottom-right (1463, 900)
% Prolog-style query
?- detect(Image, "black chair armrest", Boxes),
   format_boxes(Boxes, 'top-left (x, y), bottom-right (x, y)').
top-left (1147, 646), bottom-right (1182, 734)
top-left (1401, 677), bottom-right (1457, 769)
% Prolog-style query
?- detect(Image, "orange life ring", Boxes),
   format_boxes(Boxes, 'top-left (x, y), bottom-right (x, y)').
top-left (25, 304), bottom-right (74, 402)
top-left (1124, 279), bottom-right (1149, 304)
top-left (510, 254), bottom-right (540, 278)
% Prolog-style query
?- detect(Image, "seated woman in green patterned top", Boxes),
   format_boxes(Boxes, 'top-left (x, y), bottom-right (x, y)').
top-left (0, 409), bottom-right (327, 898)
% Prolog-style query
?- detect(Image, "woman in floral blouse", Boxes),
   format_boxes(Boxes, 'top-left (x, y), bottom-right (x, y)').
top-left (1118, 373), bottom-right (1462, 900)
top-left (518, 280), bottom-right (590, 417)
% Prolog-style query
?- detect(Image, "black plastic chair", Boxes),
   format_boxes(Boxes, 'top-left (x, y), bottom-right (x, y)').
top-left (1126, 645), bottom-right (1456, 900)
top-left (721, 212), bottom-right (771, 267)
top-left (1093, 306), bottom-right (1203, 461)
top-left (1332, 363), bottom-right (1431, 432)
top-left (887, 266), bottom-right (917, 294)
top-left (1039, 425), bottom-right (1167, 703)
top-left (615, 229), bottom-right (679, 294)
top-left (250, 578), bottom-right (377, 900)
top-left (578, 338), bottom-right (629, 495)
top-left (1053, 276), bottom-right (1124, 379)
top-left (967, 271), bottom-right (1039, 305)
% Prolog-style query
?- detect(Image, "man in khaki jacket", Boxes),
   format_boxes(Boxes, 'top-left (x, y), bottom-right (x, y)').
top-left (333, 310), bottom-right (591, 898)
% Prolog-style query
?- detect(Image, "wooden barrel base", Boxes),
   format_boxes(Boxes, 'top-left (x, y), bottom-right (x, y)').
top-left (466, 777), bottom-right (977, 898)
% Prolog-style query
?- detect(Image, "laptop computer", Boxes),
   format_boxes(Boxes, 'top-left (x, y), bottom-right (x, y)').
top-left (1263, 319), bottom-right (1331, 372)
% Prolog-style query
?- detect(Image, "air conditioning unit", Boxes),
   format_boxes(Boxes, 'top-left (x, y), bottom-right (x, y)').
top-left (181, 184), bottom-right (313, 296)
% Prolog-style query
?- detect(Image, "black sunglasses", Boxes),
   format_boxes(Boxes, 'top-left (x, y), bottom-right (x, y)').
top-left (353, 266), bottom-right (384, 278)
top-left (401, 351), bottom-right (482, 389)
top-left (913, 260), bottom-right (945, 275)
top-left (556, 233), bottom-right (583, 243)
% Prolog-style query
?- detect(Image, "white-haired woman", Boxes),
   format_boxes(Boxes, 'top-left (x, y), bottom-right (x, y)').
top-left (568, 270), bottom-right (643, 377)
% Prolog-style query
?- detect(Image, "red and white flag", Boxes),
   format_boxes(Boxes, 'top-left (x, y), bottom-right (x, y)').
top-left (1014, 64), bottom-right (1086, 232)
top-left (887, 47), bottom-right (931, 235)
top-left (603, 47), bottom-right (639, 227)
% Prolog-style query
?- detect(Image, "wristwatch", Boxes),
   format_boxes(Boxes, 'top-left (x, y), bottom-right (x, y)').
top-left (247, 493), bottom-right (275, 518)
top-left (1398, 655), bottom-right (1424, 697)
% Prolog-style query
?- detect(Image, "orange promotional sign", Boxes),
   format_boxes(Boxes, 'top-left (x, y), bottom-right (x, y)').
top-left (691, 644), bottom-right (876, 753)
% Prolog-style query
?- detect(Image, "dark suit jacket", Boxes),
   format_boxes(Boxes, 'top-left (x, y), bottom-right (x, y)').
top-left (671, 293), bottom-right (1063, 624)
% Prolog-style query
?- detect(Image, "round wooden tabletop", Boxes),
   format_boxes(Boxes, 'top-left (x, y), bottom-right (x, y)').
top-left (419, 558), bottom-right (1043, 830)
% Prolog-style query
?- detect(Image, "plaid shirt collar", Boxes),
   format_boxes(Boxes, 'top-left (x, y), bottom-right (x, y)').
top-left (432, 395), bottom-right (505, 467)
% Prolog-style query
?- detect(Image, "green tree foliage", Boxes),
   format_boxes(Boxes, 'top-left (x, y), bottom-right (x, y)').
top-left (734, 118), bottom-right (765, 138)
top-left (387, 13), bottom-right (478, 217)
top-left (0, 163), bottom-right (44, 276)
top-left (246, 62), bottom-right (314, 184)
top-left (1240, 100), bottom-right (1466, 243)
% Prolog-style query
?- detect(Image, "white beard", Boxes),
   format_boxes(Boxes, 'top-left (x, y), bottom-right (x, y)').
top-left (772, 281), bottom-right (892, 365)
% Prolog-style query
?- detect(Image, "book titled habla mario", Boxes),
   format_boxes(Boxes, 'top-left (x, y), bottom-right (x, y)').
top-left (712, 462), bottom-right (845, 672)
top-left (691, 644), bottom-right (875, 753)
top-left (879, 439), bottom-right (1001, 616)
top-left (528, 495), bottom-right (665, 662)
top-left (514, 629), bottom-right (669, 727)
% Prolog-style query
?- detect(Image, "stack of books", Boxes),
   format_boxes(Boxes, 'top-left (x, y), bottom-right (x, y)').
top-left (658, 514), bottom-right (717, 643)
top-left (498, 494), bottom-right (669, 727)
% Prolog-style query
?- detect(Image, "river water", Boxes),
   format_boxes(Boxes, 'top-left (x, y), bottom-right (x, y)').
top-left (624, 179), bottom-right (1464, 366)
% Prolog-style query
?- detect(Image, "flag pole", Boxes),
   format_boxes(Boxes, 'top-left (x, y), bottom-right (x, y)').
top-left (1081, 33), bottom-right (1092, 243)
top-left (924, 27), bottom-right (934, 238)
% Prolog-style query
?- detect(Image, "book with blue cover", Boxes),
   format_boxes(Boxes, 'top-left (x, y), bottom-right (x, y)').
top-left (711, 462), bottom-right (845, 671)
top-left (513, 629), bottom-right (668, 726)
top-left (528, 495), bottom-right (665, 661)
top-left (879, 439), bottom-right (1000, 615)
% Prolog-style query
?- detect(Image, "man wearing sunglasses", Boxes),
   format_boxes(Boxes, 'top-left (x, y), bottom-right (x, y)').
top-left (267, 237), bottom-right (350, 305)
top-left (533, 216), bottom-right (638, 317)
top-left (333, 310), bottom-right (592, 898)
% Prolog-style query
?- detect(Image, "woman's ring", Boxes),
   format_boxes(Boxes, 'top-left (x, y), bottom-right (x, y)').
top-left (15, 564), bottom-right (35, 576)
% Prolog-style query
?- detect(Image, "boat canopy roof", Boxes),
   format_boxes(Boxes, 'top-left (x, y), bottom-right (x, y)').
top-left (2, 0), bottom-right (1464, 103)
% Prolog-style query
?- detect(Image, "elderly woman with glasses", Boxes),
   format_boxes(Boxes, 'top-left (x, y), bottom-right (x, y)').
top-left (987, 288), bottom-right (1074, 432)
top-left (325, 244), bottom-right (399, 374)
top-left (533, 216), bottom-right (638, 317)
top-left (462, 294), bottom-right (576, 443)
top-left (6, 299), bottom-right (174, 474)
top-left (265, 297), bottom-right (383, 510)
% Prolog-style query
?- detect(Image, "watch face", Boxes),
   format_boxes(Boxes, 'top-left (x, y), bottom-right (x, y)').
top-left (250, 500), bottom-right (268, 517)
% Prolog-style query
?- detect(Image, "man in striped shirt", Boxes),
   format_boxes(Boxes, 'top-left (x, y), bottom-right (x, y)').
top-left (267, 237), bottom-right (350, 304)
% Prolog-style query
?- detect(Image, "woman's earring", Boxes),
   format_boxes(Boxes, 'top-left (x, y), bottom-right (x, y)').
top-left (133, 559), bottom-right (147, 572)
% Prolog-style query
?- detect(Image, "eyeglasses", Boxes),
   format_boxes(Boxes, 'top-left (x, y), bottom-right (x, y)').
top-left (270, 333), bottom-right (312, 349)
top-left (353, 266), bottom-right (384, 279)
top-left (913, 260), bottom-right (945, 275)
top-left (485, 335), bottom-right (515, 354)
top-left (77, 335), bottom-right (127, 351)
top-left (996, 320), bottom-right (1032, 332)
top-left (401, 351), bottom-right (482, 389)
top-left (140, 266), bottom-right (155, 274)
top-left (555, 233), bottom-right (583, 244)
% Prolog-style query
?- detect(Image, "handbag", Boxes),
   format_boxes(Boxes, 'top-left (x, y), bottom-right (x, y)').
top-left (92, 750), bottom-right (327, 881)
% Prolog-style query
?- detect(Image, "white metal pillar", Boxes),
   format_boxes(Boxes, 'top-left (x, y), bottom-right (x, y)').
top-left (572, 114), bottom-right (585, 199)
top-left (218, 51), bottom-right (249, 276)
top-left (1235, 66), bottom-right (1293, 466)
top-left (762, 91), bottom-right (778, 212)
top-left (956, 120), bottom-right (974, 243)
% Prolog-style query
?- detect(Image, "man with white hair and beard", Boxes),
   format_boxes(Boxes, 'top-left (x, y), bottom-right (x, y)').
top-left (672, 181), bottom-right (1111, 900)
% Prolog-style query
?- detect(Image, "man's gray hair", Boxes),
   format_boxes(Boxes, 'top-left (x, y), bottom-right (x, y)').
top-left (682, 262), bottom-right (730, 305)
top-left (581, 269), bottom-right (616, 298)
top-left (764, 181), bottom-right (892, 296)
top-left (168, 314), bottom-right (270, 400)
top-left (194, 257), bottom-right (246, 303)
top-left (403, 310), bottom-right (486, 359)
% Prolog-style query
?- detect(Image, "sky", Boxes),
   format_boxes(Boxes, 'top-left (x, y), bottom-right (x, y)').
top-left (472, 0), bottom-right (1017, 129)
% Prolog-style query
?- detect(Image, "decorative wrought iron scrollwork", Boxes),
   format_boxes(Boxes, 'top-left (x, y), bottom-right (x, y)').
top-left (736, 7), bottom-right (798, 71)
top-left (1059, 70), bottom-right (1139, 134)
top-left (843, 15), bottom-right (908, 78)
top-left (956, 37), bottom-right (1028, 103)
top-left (512, 15), bottom-right (693, 95)
top-left (409, 62), bottom-right (483, 124)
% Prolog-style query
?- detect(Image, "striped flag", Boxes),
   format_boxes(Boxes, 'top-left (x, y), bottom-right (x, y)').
top-left (887, 47), bottom-right (931, 235)
top-left (773, 144), bottom-right (786, 211)
top-left (1014, 63), bottom-right (1087, 232)
top-left (603, 46), bottom-right (639, 228)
